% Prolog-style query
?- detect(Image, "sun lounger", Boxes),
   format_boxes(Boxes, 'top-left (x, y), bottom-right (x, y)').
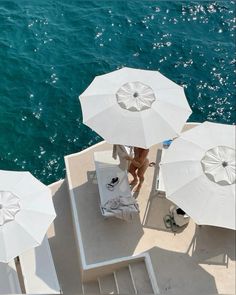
top-left (19, 236), bottom-right (61, 294)
top-left (94, 150), bottom-right (139, 220)
top-left (0, 259), bottom-right (22, 294)
top-left (156, 148), bottom-right (166, 193)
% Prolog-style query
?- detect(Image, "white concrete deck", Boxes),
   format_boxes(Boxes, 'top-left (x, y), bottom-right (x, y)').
top-left (46, 123), bottom-right (235, 294)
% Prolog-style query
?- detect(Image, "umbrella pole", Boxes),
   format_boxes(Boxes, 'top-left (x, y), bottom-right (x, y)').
top-left (15, 256), bottom-right (26, 293)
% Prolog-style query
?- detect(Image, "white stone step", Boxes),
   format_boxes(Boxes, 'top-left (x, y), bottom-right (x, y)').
top-left (82, 280), bottom-right (100, 294)
top-left (98, 273), bottom-right (118, 294)
top-left (129, 261), bottom-right (154, 294)
top-left (115, 266), bottom-right (136, 294)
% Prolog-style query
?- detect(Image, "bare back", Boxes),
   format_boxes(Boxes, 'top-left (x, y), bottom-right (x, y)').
top-left (128, 147), bottom-right (149, 191)
top-left (133, 147), bottom-right (149, 167)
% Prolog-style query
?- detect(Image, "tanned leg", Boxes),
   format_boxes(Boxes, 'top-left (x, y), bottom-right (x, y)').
top-left (128, 163), bottom-right (138, 186)
top-left (134, 158), bottom-right (149, 192)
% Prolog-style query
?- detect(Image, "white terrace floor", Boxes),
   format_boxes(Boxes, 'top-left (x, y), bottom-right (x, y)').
top-left (47, 127), bottom-right (235, 295)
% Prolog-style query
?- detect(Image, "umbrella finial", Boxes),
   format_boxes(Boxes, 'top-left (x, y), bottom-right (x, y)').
top-left (133, 92), bottom-right (139, 98)
top-left (222, 161), bottom-right (228, 168)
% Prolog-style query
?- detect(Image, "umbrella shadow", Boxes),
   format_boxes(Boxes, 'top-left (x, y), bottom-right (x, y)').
top-left (186, 225), bottom-right (236, 266)
top-left (142, 194), bottom-right (187, 233)
top-left (31, 239), bottom-right (61, 291)
top-left (142, 149), bottom-right (187, 234)
top-left (148, 246), bottom-right (218, 295)
top-left (47, 180), bottom-right (83, 294)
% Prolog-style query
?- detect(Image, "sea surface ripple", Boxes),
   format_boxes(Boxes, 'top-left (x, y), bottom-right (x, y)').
top-left (0, 1), bottom-right (235, 184)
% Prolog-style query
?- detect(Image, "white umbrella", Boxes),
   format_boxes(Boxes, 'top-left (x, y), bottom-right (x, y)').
top-left (0, 170), bottom-right (56, 262)
top-left (160, 122), bottom-right (236, 229)
top-left (80, 67), bottom-right (192, 148)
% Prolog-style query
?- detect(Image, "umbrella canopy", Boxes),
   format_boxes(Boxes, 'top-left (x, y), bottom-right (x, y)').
top-left (0, 170), bottom-right (56, 262)
top-left (80, 67), bottom-right (192, 148)
top-left (160, 122), bottom-right (236, 229)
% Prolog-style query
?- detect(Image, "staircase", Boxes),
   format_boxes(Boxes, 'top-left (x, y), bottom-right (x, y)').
top-left (82, 260), bottom-right (155, 294)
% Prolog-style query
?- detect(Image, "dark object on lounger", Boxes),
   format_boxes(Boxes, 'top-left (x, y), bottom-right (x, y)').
top-left (106, 177), bottom-right (119, 191)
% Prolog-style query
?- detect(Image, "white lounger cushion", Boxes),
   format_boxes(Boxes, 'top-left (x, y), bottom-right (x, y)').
top-left (94, 151), bottom-right (139, 220)
top-left (19, 236), bottom-right (60, 294)
top-left (156, 149), bottom-right (166, 193)
top-left (0, 259), bottom-right (21, 294)
top-left (94, 151), bottom-right (132, 205)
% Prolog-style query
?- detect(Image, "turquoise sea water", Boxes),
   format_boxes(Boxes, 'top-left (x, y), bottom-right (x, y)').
top-left (0, 1), bottom-right (235, 184)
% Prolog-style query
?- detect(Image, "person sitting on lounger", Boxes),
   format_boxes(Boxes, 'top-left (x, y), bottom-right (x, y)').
top-left (128, 147), bottom-right (149, 192)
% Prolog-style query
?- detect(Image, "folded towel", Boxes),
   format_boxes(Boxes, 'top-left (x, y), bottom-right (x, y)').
top-left (102, 196), bottom-right (139, 221)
